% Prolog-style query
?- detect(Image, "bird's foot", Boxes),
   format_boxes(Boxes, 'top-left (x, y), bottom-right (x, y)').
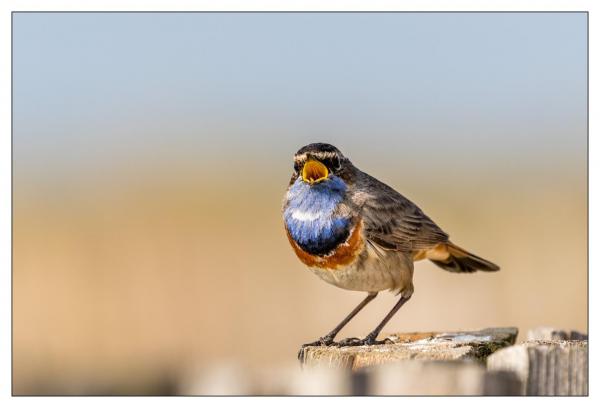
top-left (336, 334), bottom-right (392, 347)
top-left (297, 336), bottom-right (335, 363)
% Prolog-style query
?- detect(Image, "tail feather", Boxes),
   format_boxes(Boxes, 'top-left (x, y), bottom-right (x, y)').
top-left (429, 242), bottom-right (500, 273)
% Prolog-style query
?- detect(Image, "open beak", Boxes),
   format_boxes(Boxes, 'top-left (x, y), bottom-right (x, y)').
top-left (302, 160), bottom-right (329, 184)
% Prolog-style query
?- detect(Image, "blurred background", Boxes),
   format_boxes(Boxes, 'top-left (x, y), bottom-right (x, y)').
top-left (12, 12), bottom-right (587, 394)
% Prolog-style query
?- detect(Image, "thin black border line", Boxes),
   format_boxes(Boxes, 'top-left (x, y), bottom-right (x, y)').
top-left (586, 10), bottom-right (589, 396)
top-left (10, 10), bottom-right (590, 397)
top-left (9, 10), bottom-right (590, 13)
top-left (10, 8), bottom-right (15, 397)
top-left (11, 10), bottom-right (14, 398)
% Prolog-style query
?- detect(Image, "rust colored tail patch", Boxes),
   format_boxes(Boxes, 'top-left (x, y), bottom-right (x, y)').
top-left (414, 242), bottom-right (499, 273)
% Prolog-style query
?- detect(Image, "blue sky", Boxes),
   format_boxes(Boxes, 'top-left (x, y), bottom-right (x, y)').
top-left (13, 12), bottom-right (587, 181)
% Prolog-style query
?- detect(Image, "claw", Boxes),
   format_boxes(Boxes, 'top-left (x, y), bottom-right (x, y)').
top-left (336, 334), bottom-right (387, 348)
top-left (336, 337), bottom-right (362, 347)
top-left (297, 336), bottom-right (335, 363)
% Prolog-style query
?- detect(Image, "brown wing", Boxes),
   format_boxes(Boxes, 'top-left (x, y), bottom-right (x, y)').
top-left (352, 171), bottom-right (449, 252)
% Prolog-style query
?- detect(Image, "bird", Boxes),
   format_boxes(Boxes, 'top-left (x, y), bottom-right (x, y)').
top-left (282, 143), bottom-right (499, 359)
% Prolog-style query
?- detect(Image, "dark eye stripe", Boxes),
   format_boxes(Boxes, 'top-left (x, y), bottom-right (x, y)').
top-left (321, 157), bottom-right (340, 171)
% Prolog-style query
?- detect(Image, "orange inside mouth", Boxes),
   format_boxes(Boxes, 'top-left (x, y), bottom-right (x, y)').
top-left (302, 160), bottom-right (329, 184)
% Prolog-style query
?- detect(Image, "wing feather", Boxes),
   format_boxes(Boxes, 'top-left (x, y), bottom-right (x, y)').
top-left (351, 170), bottom-right (449, 252)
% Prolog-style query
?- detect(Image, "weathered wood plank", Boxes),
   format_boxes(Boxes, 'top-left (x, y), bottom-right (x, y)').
top-left (362, 360), bottom-right (522, 395)
top-left (527, 327), bottom-right (588, 341)
top-left (301, 327), bottom-right (518, 371)
top-left (366, 360), bottom-right (485, 395)
top-left (486, 340), bottom-right (588, 395)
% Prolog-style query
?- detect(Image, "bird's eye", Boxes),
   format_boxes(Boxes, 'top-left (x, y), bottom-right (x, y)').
top-left (329, 157), bottom-right (341, 172)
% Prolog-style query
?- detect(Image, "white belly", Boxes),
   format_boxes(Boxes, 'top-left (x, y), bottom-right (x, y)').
top-left (309, 244), bottom-right (414, 294)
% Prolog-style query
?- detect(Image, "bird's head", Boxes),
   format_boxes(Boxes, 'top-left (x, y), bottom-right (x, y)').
top-left (291, 143), bottom-right (352, 186)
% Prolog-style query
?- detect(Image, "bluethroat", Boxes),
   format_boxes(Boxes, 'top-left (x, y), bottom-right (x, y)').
top-left (282, 143), bottom-right (499, 359)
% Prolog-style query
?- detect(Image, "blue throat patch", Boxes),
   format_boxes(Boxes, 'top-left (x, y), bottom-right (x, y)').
top-left (284, 176), bottom-right (352, 256)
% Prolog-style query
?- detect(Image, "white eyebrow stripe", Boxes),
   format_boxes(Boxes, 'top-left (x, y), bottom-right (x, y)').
top-left (294, 153), bottom-right (308, 162)
top-left (293, 151), bottom-right (341, 163)
top-left (315, 152), bottom-right (338, 159)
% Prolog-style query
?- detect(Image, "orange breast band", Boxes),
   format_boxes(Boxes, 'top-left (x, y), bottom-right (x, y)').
top-left (286, 220), bottom-right (364, 270)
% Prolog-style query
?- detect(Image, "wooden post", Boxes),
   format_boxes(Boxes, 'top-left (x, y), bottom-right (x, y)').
top-left (486, 339), bottom-right (588, 395)
top-left (179, 327), bottom-right (586, 395)
top-left (301, 327), bottom-right (518, 371)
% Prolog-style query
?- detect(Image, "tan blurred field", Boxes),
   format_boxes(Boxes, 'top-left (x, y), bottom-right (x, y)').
top-left (13, 159), bottom-right (587, 394)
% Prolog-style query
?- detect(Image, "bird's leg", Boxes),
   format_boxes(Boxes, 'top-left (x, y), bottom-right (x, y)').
top-left (337, 291), bottom-right (413, 347)
top-left (297, 292), bottom-right (377, 362)
top-left (303, 292), bottom-right (378, 346)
